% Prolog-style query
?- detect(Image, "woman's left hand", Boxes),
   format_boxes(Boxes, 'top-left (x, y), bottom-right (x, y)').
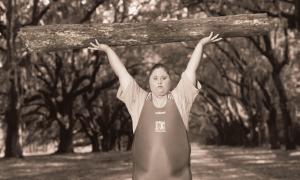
top-left (199, 32), bottom-right (222, 46)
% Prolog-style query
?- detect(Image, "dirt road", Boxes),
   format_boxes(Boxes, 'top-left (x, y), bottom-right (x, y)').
top-left (0, 143), bottom-right (299, 180)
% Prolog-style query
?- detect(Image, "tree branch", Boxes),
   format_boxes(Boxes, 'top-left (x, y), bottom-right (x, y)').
top-left (23, 0), bottom-right (54, 26)
top-left (34, 64), bottom-right (54, 91)
top-left (79, 0), bottom-right (105, 23)
top-left (201, 80), bottom-right (238, 99)
top-left (279, 28), bottom-right (290, 71)
top-left (0, 23), bottom-right (6, 39)
top-left (247, 36), bottom-right (275, 67)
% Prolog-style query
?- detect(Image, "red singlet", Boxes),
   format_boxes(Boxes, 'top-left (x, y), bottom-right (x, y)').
top-left (132, 93), bottom-right (192, 180)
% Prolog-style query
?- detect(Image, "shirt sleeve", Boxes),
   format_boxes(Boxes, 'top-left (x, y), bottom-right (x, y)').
top-left (117, 77), bottom-right (147, 133)
top-left (171, 72), bottom-right (201, 130)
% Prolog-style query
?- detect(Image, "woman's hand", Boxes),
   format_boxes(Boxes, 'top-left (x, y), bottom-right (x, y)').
top-left (88, 39), bottom-right (131, 89)
top-left (199, 32), bottom-right (222, 46)
top-left (88, 39), bottom-right (110, 52)
top-left (184, 32), bottom-right (222, 84)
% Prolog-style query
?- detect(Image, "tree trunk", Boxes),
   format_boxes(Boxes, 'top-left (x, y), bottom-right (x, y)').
top-left (248, 116), bottom-right (259, 147)
top-left (109, 132), bottom-right (117, 151)
top-left (266, 107), bottom-right (280, 149)
top-left (126, 133), bottom-right (134, 151)
top-left (4, 79), bottom-right (23, 158)
top-left (213, 118), bottom-right (224, 145)
top-left (19, 13), bottom-right (280, 52)
top-left (295, 0), bottom-right (300, 31)
top-left (56, 126), bottom-right (74, 154)
top-left (272, 71), bottom-right (296, 150)
top-left (101, 131), bottom-right (111, 152)
top-left (90, 134), bottom-right (100, 152)
top-left (4, 0), bottom-right (23, 158)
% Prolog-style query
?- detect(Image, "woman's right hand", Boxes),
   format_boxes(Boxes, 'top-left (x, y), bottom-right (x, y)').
top-left (88, 40), bottom-right (131, 90)
top-left (198, 32), bottom-right (222, 46)
top-left (88, 39), bottom-right (110, 52)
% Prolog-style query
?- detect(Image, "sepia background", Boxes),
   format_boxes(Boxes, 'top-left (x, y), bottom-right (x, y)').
top-left (0, 0), bottom-right (300, 179)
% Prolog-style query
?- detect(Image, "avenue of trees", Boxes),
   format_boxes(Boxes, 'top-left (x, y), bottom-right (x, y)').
top-left (0, 0), bottom-right (299, 158)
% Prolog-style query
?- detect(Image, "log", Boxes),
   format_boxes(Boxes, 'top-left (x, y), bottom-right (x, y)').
top-left (19, 13), bottom-right (280, 52)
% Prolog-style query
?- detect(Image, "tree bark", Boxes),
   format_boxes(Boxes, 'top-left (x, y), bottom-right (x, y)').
top-left (19, 13), bottom-right (280, 52)
top-left (272, 71), bottom-right (296, 150)
top-left (266, 107), bottom-right (280, 149)
top-left (295, 0), bottom-right (300, 31)
top-left (56, 126), bottom-right (74, 154)
top-left (4, 79), bottom-right (23, 158)
top-left (126, 133), bottom-right (133, 151)
top-left (56, 112), bottom-right (75, 154)
top-left (4, 0), bottom-right (23, 158)
top-left (91, 134), bottom-right (100, 152)
top-left (101, 131), bottom-right (111, 152)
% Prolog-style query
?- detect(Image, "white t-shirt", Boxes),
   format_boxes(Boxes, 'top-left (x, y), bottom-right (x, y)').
top-left (117, 72), bottom-right (201, 133)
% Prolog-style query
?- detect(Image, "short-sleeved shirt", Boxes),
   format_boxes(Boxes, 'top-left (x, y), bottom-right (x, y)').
top-left (117, 72), bottom-right (201, 133)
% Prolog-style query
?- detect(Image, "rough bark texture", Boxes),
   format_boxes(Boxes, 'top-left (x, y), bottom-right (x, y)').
top-left (56, 126), bottom-right (74, 154)
top-left (4, 79), bottom-right (23, 158)
top-left (4, 0), bottom-right (23, 158)
top-left (91, 134), bottom-right (100, 152)
top-left (296, 0), bottom-right (300, 31)
top-left (19, 13), bottom-right (280, 52)
top-left (267, 107), bottom-right (280, 149)
top-left (272, 71), bottom-right (296, 150)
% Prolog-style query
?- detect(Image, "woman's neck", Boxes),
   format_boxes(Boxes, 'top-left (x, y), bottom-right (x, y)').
top-left (152, 93), bottom-right (166, 99)
top-left (152, 93), bottom-right (167, 108)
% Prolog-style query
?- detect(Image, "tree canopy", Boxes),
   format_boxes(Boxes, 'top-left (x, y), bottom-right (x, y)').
top-left (0, 0), bottom-right (299, 157)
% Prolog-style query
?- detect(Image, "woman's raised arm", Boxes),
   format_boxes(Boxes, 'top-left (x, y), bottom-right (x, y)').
top-left (88, 40), bottom-right (132, 90)
top-left (184, 32), bottom-right (222, 85)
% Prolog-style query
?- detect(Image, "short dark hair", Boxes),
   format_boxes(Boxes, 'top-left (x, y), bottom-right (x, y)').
top-left (149, 63), bottom-right (170, 77)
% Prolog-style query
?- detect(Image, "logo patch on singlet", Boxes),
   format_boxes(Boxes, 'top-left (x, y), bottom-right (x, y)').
top-left (155, 120), bottom-right (166, 132)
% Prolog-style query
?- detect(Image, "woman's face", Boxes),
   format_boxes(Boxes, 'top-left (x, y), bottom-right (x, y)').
top-left (149, 67), bottom-right (171, 96)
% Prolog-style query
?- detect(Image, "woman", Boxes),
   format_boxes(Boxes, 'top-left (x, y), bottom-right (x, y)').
top-left (88, 32), bottom-right (222, 180)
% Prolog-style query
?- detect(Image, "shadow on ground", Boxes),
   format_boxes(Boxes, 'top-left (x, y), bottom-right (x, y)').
top-left (0, 151), bottom-right (132, 180)
top-left (201, 145), bottom-right (300, 180)
top-left (0, 144), bottom-right (299, 180)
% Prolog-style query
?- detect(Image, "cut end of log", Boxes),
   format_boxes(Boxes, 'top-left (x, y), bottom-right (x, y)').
top-left (19, 31), bottom-right (34, 52)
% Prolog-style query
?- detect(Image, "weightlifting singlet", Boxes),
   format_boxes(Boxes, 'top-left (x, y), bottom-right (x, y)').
top-left (132, 93), bottom-right (192, 180)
